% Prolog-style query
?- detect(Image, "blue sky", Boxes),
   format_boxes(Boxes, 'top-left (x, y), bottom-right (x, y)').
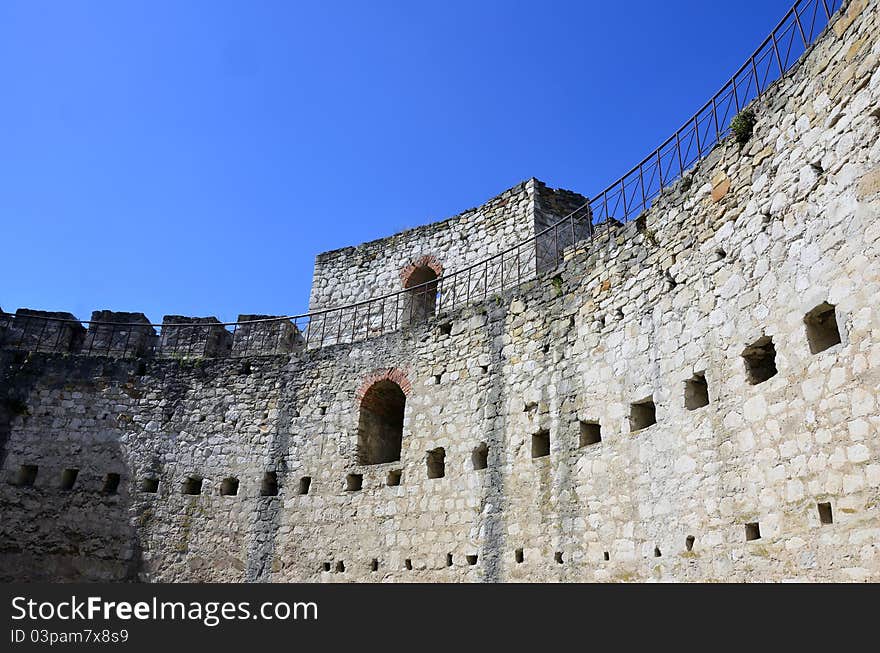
top-left (0, 0), bottom-right (795, 323)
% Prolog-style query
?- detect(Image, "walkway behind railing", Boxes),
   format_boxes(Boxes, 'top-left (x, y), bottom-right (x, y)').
top-left (0, 0), bottom-right (845, 359)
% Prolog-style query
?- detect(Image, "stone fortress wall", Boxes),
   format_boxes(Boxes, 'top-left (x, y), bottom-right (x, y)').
top-left (0, 0), bottom-right (878, 582)
top-left (307, 179), bottom-right (589, 311)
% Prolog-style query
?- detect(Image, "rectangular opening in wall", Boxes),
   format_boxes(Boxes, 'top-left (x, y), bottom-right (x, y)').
top-left (405, 559), bottom-right (412, 570)
top-left (182, 476), bottom-right (202, 495)
top-left (220, 477), bottom-right (239, 496)
top-left (818, 502), bottom-right (833, 525)
top-left (472, 442), bottom-right (488, 470)
top-left (555, 551), bottom-right (564, 564)
top-left (386, 469), bottom-right (402, 486)
top-left (804, 302), bottom-right (841, 354)
top-left (346, 473), bottom-right (363, 492)
top-left (603, 551), bottom-right (609, 561)
top-left (261, 471), bottom-right (278, 496)
top-left (426, 448), bottom-right (445, 479)
top-left (335, 561), bottom-right (345, 573)
top-left (60, 468), bottom-right (79, 491)
top-left (466, 554), bottom-right (477, 566)
top-left (298, 476), bottom-right (312, 495)
top-left (629, 397), bottom-right (656, 431)
top-left (14, 464), bottom-right (37, 487)
top-left (102, 473), bottom-right (121, 495)
top-left (684, 372), bottom-right (710, 410)
top-left (579, 421), bottom-right (601, 447)
top-left (439, 322), bottom-right (452, 336)
top-left (531, 430), bottom-right (550, 458)
top-left (742, 336), bottom-right (777, 385)
top-left (140, 478), bottom-right (159, 494)
top-left (685, 535), bottom-right (695, 552)
top-left (446, 553), bottom-right (453, 567)
top-left (371, 559), bottom-right (379, 572)
top-left (515, 548), bottom-right (524, 564)
top-left (322, 562), bottom-right (331, 572)
top-left (745, 522), bottom-right (761, 541)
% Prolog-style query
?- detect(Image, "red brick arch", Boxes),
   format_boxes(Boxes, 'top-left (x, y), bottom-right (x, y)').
top-left (355, 367), bottom-right (412, 406)
top-left (399, 254), bottom-right (443, 287)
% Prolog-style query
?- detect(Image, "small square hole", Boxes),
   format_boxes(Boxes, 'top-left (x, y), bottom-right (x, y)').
top-left (531, 430), bottom-right (550, 458)
top-left (386, 470), bottom-right (402, 486)
top-left (579, 421), bottom-right (601, 447)
top-left (60, 468), bottom-right (79, 491)
top-left (745, 522), bottom-right (761, 541)
top-left (804, 302), bottom-right (841, 354)
top-left (466, 554), bottom-right (478, 566)
top-left (346, 473), bottom-right (363, 492)
top-left (515, 548), bottom-right (524, 564)
top-left (220, 477), bottom-right (239, 496)
top-left (140, 477), bottom-right (159, 493)
top-left (182, 476), bottom-right (202, 495)
top-left (742, 336), bottom-right (777, 385)
top-left (298, 476), bottom-right (312, 495)
top-left (427, 448), bottom-right (445, 479)
top-left (322, 562), bottom-right (331, 572)
top-left (434, 374), bottom-right (442, 385)
top-left (13, 464), bottom-right (38, 487)
top-left (685, 535), bottom-right (695, 551)
top-left (555, 551), bottom-right (564, 564)
top-left (472, 443), bottom-right (488, 470)
top-left (405, 559), bottom-right (413, 570)
top-left (335, 561), bottom-right (345, 573)
top-left (654, 546), bottom-right (662, 557)
top-left (603, 551), bottom-right (609, 561)
top-left (261, 472), bottom-right (279, 496)
top-left (630, 398), bottom-right (656, 431)
top-left (371, 559), bottom-right (379, 572)
top-left (446, 553), bottom-right (453, 567)
top-left (684, 372), bottom-right (709, 410)
top-left (103, 473), bottom-right (121, 495)
top-left (439, 322), bottom-right (452, 336)
top-left (818, 502), bottom-right (833, 525)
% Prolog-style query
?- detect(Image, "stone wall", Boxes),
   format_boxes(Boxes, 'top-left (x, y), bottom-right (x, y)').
top-left (0, 0), bottom-right (878, 582)
top-left (307, 179), bottom-right (589, 311)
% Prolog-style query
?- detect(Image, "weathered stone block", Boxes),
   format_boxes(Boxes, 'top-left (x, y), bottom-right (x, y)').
top-left (3, 309), bottom-right (85, 353)
top-left (231, 314), bottom-right (303, 355)
top-left (83, 310), bottom-right (156, 357)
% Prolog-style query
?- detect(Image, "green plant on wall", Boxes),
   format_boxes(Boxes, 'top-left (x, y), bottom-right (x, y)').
top-left (550, 274), bottom-right (563, 297)
top-left (730, 109), bottom-right (757, 145)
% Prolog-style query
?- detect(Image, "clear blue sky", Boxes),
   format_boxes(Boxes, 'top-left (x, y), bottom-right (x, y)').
top-left (1, 0), bottom-right (795, 323)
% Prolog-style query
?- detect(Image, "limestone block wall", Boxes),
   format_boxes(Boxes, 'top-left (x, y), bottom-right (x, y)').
top-left (0, 0), bottom-right (877, 583)
top-left (307, 179), bottom-right (589, 311)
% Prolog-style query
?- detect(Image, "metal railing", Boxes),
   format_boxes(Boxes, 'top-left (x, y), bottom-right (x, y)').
top-left (0, 0), bottom-right (845, 359)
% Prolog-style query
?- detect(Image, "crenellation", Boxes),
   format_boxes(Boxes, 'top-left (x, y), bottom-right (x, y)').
top-left (160, 315), bottom-right (233, 357)
top-left (83, 310), bottom-right (155, 357)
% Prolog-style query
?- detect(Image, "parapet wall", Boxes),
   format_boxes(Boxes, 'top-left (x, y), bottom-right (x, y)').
top-left (0, 0), bottom-right (878, 582)
top-left (307, 180), bottom-right (589, 311)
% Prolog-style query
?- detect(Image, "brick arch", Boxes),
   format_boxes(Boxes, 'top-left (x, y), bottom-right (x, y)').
top-left (355, 367), bottom-right (412, 405)
top-left (399, 254), bottom-right (443, 287)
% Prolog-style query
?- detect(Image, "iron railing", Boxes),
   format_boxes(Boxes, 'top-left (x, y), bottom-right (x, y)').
top-left (0, 0), bottom-right (845, 359)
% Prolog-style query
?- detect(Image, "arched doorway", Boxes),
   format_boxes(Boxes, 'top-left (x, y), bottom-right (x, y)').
top-left (403, 266), bottom-right (439, 324)
top-left (357, 379), bottom-right (406, 465)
